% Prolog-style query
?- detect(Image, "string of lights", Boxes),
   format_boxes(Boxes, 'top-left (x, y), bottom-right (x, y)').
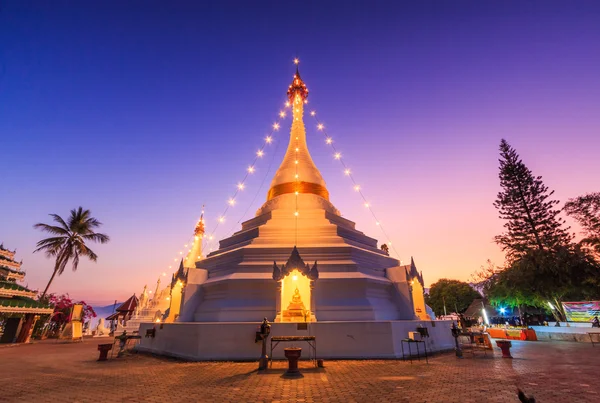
top-left (128, 111), bottom-right (286, 295)
top-left (158, 110), bottom-right (287, 280)
top-left (201, 114), bottom-right (286, 254)
top-left (309, 111), bottom-right (402, 259)
top-left (226, 128), bottom-right (283, 236)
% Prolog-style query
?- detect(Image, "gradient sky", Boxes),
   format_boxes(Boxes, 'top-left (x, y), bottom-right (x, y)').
top-left (2, 1), bottom-right (599, 305)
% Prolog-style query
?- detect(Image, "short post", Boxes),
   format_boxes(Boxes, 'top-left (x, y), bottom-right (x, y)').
top-left (284, 347), bottom-right (302, 376)
top-left (495, 340), bottom-right (513, 358)
top-left (451, 322), bottom-right (463, 358)
top-left (97, 343), bottom-right (112, 361)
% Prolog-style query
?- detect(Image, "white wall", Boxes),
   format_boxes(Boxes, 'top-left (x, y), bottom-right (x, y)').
top-left (137, 320), bottom-right (454, 360)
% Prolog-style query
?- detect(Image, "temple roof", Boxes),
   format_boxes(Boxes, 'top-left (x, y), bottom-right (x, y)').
top-left (114, 294), bottom-right (138, 313)
top-left (0, 296), bottom-right (53, 314)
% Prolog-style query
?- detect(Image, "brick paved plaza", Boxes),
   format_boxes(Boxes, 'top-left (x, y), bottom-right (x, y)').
top-left (0, 338), bottom-right (598, 402)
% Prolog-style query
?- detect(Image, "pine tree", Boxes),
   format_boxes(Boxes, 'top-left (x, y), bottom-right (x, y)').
top-left (564, 192), bottom-right (600, 260)
top-left (493, 139), bottom-right (572, 260)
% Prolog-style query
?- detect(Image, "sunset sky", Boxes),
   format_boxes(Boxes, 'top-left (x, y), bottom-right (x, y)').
top-left (2, 1), bottom-right (599, 305)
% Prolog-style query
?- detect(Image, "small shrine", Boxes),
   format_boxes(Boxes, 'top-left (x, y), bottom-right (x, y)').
top-left (272, 246), bottom-right (318, 322)
top-left (0, 244), bottom-right (53, 343)
top-left (106, 294), bottom-right (138, 332)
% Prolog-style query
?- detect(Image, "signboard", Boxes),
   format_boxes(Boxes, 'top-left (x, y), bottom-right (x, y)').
top-left (562, 301), bottom-right (600, 322)
top-left (71, 304), bottom-right (83, 322)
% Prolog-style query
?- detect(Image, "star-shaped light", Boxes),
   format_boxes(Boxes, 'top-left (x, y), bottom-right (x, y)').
top-left (344, 169), bottom-right (351, 176)
top-left (265, 136), bottom-right (272, 144)
top-left (247, 165), bottom-right (255, 173)
top-left (317, 123), bottom-right (324, 131)
top-left (354, 185), bottom-right (361, 192)
top-left (310, 111), bottom-right (316, 116)
top-left (273, 122), bottom-right (280, 130)
top-left (334, 152), bottom-right (341, 160)
top-left (293, 58), bottom-right (299, 65)
top-left (279, 111), bottom-right (286, 118)
top-left (257, 150), bottom-right (264, 157)
top-left (237, 182), bottom-right (245, 190)
top-left (228, 198), bottom-right (236, 206)
top-left (326, 137), bottom-right (333, 144)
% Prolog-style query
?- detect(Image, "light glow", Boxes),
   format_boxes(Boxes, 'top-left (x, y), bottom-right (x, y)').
top-left (265, 136), bottom-right (272, 144)
top-left (334, 152), bottom-right (341, 160)
top-left (279, 111), bottom-right (286, 118)
top-left (310, 111), bottom-right (316, 116)
top-left (247, 165), bottom-right (255, 173)
top-left (354, 185), bottom-right (361, 191)
top-left (317, 123), bottom-right (324, 131)
top-left (293, 58), bottom-right (299, 65)
top-left (237, 182), bottom-right (245, 190)
top-left (273, 123), bottom-right (280, 130)
top-left (257, 150), bottom-right (264, 157)
top-left (344, 169), bottom-right (351, 175)
top-left (482, 308), bottom-right (490, 325)
top-left (228, 198), bottom-right (236, 206)
top-left (326, 137), bottom-right (332, 144)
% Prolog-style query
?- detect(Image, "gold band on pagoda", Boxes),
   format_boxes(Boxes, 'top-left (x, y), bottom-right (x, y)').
top-left (267, 181), bottom-right (329, 201)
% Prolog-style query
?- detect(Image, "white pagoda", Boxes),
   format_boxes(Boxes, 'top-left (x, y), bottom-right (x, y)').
top-left (139, 65), bottom-right (452, 359)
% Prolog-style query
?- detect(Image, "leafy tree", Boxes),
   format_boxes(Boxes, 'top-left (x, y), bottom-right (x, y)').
top-left (564, 192), bottom-right (600, 260)
top-left (489, 141), bottom-right (600, 322)
top-left (494, 139), bottom-right (572, 261)
top-left (35, 294), bottom-right (97, 337)
top-left (34, 207), bottom-right (110, 298)
top-left (425, 279), bottom-right (482, 317)
top-left (486, 246), bottom-right (600, 322)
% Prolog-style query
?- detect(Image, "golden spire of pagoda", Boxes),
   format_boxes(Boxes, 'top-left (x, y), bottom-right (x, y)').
top-left (267, 61), bottom-right (329, 201)
top-left (185, 206), bottom-right (205, 269)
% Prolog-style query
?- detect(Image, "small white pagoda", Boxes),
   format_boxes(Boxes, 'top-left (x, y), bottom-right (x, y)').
top-left (139, 65), bottom-right (452, 360)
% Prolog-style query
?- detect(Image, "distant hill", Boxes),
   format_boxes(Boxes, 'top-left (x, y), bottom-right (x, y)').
top-left (89, 303), bottom-right (120, 328)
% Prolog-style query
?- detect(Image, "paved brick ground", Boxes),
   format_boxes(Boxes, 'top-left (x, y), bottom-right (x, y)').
top-left (0, 338), bottom-right (598, 402)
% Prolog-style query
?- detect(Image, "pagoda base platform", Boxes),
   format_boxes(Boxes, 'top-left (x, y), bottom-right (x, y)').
top-left (137, 320), bottom-right (454, 360)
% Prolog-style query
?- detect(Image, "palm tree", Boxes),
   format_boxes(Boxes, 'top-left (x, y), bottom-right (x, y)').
top-left (34, 207), bottom-right (110, 298)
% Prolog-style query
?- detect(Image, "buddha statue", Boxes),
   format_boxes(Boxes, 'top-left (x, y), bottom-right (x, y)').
top-left (283, 287), bottom-right (307, 321)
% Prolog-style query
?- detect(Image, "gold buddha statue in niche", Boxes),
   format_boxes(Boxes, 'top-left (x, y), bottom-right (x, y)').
top-left (282, 287), bottom-right (307, 321)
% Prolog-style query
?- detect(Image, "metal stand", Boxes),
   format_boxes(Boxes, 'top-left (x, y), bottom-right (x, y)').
top-left (400, 339), bottom-right (428, 364)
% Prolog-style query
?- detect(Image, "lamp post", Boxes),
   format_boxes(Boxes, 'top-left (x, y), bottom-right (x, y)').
top-left (451, 322), bottom-right (463, 358)
top-left (256, 318), bottom-right (271, 370)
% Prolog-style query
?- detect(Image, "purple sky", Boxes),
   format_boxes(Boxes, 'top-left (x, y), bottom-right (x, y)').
top-left (1, 1), bottom-right (599, 304)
